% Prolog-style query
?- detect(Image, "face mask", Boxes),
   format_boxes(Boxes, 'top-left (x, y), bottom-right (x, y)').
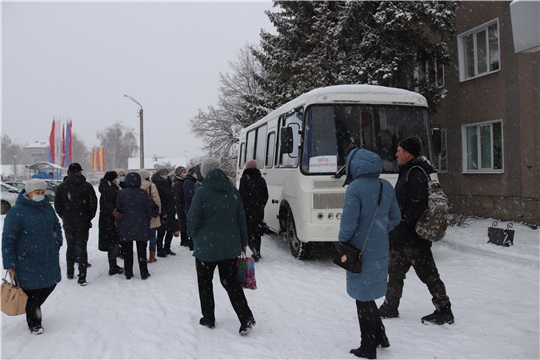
top-left (193, 174), bottom-right (198, 180)
top-left (32, 195), bottom-right (45, 202)
top-left (161, 175), bottom-right (168, 180)
top-left (182, 173), bottom-right (187, 179)
top-left (118, 176), bottom-right (126, 182)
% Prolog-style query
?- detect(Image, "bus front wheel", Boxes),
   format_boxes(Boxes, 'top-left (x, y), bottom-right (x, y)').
top-left (285, 213), bottom-right (311, 260)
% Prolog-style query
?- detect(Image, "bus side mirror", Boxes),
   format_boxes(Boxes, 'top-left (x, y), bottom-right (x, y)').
top-left (280, 126), bottom-right (294, 154)
top-left (432, 127), bottom-right (442, 154)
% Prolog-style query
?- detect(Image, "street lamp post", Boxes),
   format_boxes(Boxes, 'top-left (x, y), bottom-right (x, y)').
top-left (124, 94), bottom-right (144, 169)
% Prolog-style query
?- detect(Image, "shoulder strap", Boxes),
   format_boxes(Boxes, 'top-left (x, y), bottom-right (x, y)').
top-left (361, 180), bottom-right (383, 253)
top-left (406, 165), bottom-right (430, 183)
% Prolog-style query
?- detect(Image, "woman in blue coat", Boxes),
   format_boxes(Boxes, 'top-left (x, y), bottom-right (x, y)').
top-left (338, 149), bottom-right (401, 359)
top-left (115, 172), bottom-right (152, 280)
top-left (2, 179), bottom-right (63, 335)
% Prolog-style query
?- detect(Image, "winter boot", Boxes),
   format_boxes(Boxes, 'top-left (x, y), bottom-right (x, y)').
top-left (148, 251), bottom-right (157, 263)
top-left (378, 299), bottom-right (399, 319)
top-left (421, 306), bottom-right (454, 325)
top-left (350, 347), bottom-right (376, 359)
top-left (109, 266), bottom-right (124, 276)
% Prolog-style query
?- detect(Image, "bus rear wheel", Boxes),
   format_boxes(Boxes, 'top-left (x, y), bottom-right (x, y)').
top-left (285, 212), bottom-right (311, 260)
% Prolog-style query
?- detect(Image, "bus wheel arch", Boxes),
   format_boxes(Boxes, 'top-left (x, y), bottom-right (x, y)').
top-left (282, 206), bottom-right (312, 260)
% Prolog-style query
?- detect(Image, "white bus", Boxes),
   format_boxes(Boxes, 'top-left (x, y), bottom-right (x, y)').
top-left (237, 85), bottom-right (441, 259)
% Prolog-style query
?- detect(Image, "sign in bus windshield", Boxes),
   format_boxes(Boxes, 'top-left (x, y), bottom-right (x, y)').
top-left (301, 104), bottom-right (430, 174)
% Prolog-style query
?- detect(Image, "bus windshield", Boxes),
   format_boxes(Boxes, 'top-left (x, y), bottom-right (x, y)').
top-left (301, 104), bottom-right (431, 174)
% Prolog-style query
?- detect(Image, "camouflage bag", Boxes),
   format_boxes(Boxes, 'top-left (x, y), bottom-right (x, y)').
top-left (406, 166), bottom-right (449, 242)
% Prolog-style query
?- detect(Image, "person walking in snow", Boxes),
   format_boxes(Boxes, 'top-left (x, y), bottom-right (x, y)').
top-left (187, 157), bottom-right (256, 336)
top-left (238, 159), bottom-right (269, 261)
top-left (172, 166), bottom-right (189, 248)
top-left (54, 163), bottom-right (97, 286)
top-left (152, 167), bottom-right (176, 257)
top-left (98, 171), bottom-right (123, 276)
top-left (139, 169), bottom-right (161, 263)
top-left (378, 136), bottom-right (455, 325)
top-left (338, 149), bottom-right (401, 359)
top-left (183, 165), bottom-right (198, 251)
top-left (115, 172), bottom-right (152, 280)
top-left (2, 179), bottom-right (63, 335)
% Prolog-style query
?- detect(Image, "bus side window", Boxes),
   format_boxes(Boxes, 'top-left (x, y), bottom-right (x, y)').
top-left (255, 124), bottom-right (267, 168)
top-left (246, 129), bottom-right (256, 163)
top-left (266, 132), bottom-right (276, 168)
top-left (239, 142), bottom-right (246, 169)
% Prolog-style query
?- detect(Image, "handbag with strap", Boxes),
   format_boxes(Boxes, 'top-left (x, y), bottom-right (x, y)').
top-left (1, 271), bottom-right (28, 316)
top-left (333, 180), bottom-right (383, 273)
top-left (147, 185), bottom-right (160, 218)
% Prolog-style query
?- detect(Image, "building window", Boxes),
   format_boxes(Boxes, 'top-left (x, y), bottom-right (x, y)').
top-left (435, 128), bottom-right (448, 173)
top-left (462, 120), bottom-right (503, 173)
top-left (458, 19), bottom-right (500, 82)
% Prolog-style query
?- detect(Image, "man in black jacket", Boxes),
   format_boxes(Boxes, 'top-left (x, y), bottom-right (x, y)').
top-left (378, 136), bottom-right (454, 325)
top-left (54, 163), bottom-right (98, 286)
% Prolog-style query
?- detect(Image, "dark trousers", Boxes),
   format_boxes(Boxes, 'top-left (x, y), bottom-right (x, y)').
top-left (385, 246), bottom-right (451, 310)
top-left (195, 258), bottom-right (254, 325)
top-left (356, 300), bottom-right (386, 351)
top-left (121, 241), bottom-right (149, 277)
top-left (180, 231), bottom-right (189, 247)
top-left (156, 230), bottom-right (173, 254)
top-left (107, 245), bottom-right (119, 271)
top-left (65, 228), bottom-right (89, 278)
top-left (248, 234), bottom-right (261, 256)
top-left (25, 285), bottom-right (56, 329)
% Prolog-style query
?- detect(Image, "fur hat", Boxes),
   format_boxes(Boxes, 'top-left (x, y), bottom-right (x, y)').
top-left (201, 158), bottom-right (221, 178)
top-left (174, 166), bottom-right (186, 176)
top-left (68, 163), bottom-right (83, 174)
top-left (138, 169), bottom-right (151, 180)
top-left (115, 168), bottom-right (127, 176)
top-left (155, 167), bottom-right (168, 176)
top-left (25, 179), bottom-right (47, 194)
top-left (399, 136), bottom-right (421, 157)
top-left (104, 171), bottom-right (118, 182)
top-left (245, 159), bottom-right (258, 169)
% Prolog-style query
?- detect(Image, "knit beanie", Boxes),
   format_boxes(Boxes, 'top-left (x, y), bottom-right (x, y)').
top-left (174, 166), bottom-right (186, 176)
top-left (399, 136), bottom-right (421, 157)
top-left (115, 168), bottom-right (127, 177)
top-left (138, 169), bottom-right (151, 180)
top-left (25, 179), bottom-right (47, 194)
top-left (245, 159), bottom-right (258, 169)
top-left (201, 158), bottom-right (221, 178)
top-left (104, 171), bottom-right (118, 182)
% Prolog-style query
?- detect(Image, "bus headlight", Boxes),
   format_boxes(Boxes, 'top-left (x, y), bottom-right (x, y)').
top-left (317, 213), bottom-right (324, 220)
top-left (336, 213), bottom-right (342, 220)
top-left (328, 213), bottom-right (334, 220)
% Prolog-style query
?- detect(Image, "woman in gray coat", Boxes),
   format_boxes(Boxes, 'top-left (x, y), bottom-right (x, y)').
top-left (338, 148), bottom-right (401, 359)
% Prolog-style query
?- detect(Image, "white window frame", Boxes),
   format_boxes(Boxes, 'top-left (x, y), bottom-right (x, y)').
top-left (461, 119), bottom-right (504, 174)
top-left (458, 18), bottom-right (501, 82)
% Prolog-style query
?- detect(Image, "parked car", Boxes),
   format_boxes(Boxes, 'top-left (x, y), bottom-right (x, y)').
top-left (5, 180), bottom-right (57, 202)
top-left (1, 182), bottom-right (20, 215)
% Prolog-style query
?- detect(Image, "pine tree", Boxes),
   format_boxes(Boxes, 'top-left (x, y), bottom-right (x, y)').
top-left (252, 1), bottom-right (457, 112)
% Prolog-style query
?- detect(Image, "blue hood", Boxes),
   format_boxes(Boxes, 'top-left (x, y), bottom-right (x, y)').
top-left (343, 148), bottom-right (382, 186)
top-left (124, 172), bottom-right (142, 188)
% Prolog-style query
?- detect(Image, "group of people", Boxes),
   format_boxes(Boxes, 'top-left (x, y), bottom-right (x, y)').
top-left (1, 157), bottom-right (269, 336)
top-left (2, 134), bottom-right (453, 349)
top-left (338, 136), bottom-right (454, 359)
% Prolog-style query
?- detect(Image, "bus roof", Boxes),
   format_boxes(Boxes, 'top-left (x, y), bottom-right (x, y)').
top-left (244, 84), bottom-right (428, 132)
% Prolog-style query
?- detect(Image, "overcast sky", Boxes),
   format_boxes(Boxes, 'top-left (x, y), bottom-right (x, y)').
top-left (1, 1), bottom-right (274, 162)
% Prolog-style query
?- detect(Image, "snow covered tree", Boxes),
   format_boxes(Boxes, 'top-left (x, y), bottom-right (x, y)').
top-left (71, 132), bottom-right (92, 173)
top-left (190, 43), bottom-right (265, 176)
top-left (253, 1), bottom-right (457, 111)
top-left (96, 122), bottom-right (138, 170)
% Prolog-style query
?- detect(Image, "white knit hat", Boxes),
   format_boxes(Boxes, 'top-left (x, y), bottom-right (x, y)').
top-left (25, 179), bottom-right (47, 194)
top-left (201, 158), bottom-right (221, 178)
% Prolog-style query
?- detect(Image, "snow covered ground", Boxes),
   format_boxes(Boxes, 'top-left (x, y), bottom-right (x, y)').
top-left (1, 211), bottom-right (539, 359)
